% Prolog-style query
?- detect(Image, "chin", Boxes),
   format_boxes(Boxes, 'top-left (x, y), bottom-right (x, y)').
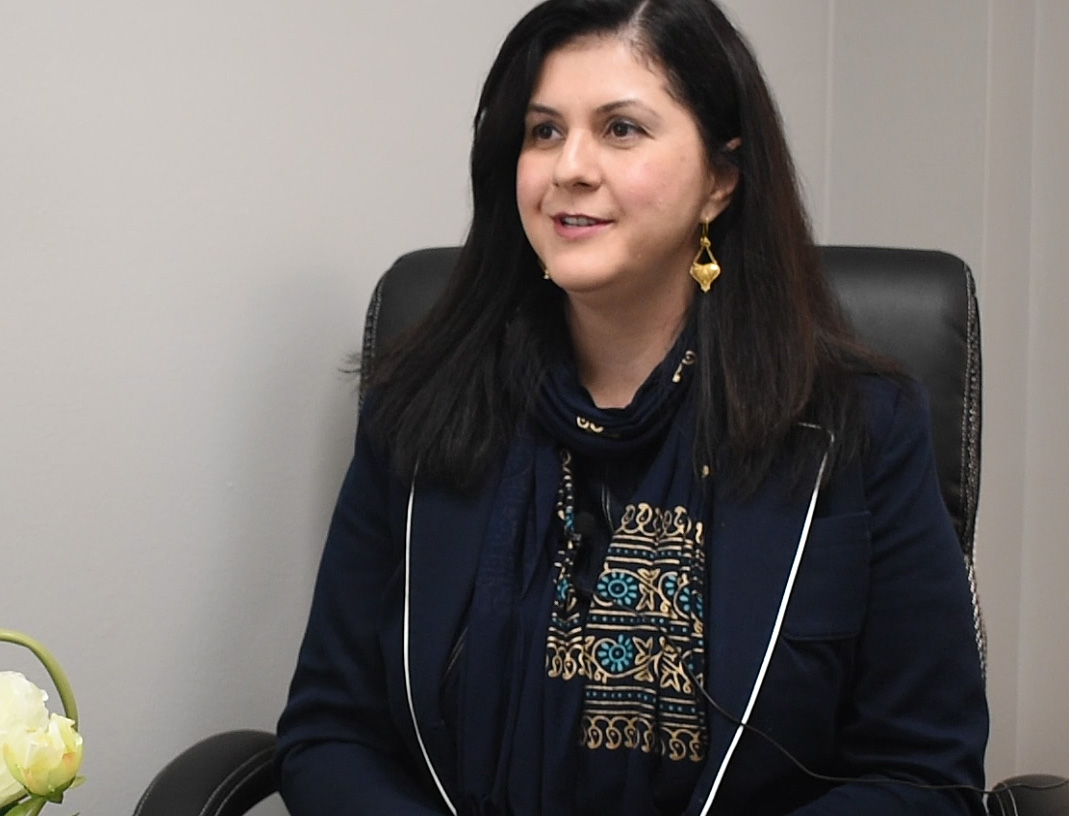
top-left (548, 267), bottom-right (621, 293)
top-left (544, 253), bottom-right (626, 284)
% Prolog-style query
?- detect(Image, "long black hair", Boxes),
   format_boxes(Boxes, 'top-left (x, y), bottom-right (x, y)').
top-left (365, 0), bottom-right (892, 495)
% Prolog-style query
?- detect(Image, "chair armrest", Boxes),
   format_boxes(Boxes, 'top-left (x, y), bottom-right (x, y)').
top-left (987, 773), bottom-right (1069, 816)
top-left (133, 729), bottom-right (277, 816)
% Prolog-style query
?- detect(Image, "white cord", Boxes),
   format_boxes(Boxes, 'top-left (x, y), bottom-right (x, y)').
top-left (698, 443), bottom-right (831, 816)
top-left (402, 473), bottom-right (459, 816)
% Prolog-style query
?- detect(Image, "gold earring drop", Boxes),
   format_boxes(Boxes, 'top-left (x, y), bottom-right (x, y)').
top-left (689, 222), bottom-right (721, 293)
top-left (539, 260), bottom-right (551, 280)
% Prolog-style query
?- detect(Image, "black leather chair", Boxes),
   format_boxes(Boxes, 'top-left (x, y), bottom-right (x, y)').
top-left (133, 246), bottom-right (1068, 816)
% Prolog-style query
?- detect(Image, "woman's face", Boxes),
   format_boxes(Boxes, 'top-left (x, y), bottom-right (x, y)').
top-left (516, 35), bottom-right (736, 307)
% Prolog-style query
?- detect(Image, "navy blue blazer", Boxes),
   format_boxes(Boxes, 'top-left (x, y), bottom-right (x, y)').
top-left (277, 377), bottom-right (988, 815)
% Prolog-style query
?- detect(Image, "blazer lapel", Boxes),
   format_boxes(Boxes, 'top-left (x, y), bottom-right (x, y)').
top-left (692, 447), bottom-right (826, 811)
top-left (402, 441), bottom-right (557, 802)
top-left (405, 473), bottom-right (498, 790)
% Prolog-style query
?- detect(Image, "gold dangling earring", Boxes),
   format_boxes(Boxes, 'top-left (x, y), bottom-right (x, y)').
top-left (689, 222), bottom-right (721, 293)
top-left (538, 259), bottom-right (550, 280)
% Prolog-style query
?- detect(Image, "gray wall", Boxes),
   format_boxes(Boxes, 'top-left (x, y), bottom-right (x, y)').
top-left (1, 2), bottom-right (1065, 813)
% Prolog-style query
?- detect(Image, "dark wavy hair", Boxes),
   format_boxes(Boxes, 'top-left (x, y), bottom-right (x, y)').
top-left (365, 0), bottom-right (891, 495)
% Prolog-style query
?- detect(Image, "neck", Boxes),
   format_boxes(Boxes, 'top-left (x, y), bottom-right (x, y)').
top-left (566, 287), bottom-right (692, 409)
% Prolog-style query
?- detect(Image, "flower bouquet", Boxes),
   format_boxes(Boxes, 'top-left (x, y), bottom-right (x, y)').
top-left (0, 631), bottom-right (83, 816)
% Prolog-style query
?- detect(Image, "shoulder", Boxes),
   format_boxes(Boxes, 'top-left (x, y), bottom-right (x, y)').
top-left (855, 373), bottom-right (931, 458)
top-left (850, 374), bottom-right (951, 530)
top-left (816, 373), bottom-right (935, 515)
top-left (356, 387), bottom-right (413, 485)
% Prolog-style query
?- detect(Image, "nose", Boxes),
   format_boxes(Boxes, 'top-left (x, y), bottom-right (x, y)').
top-left (553, 129), bottom-right (600, 189)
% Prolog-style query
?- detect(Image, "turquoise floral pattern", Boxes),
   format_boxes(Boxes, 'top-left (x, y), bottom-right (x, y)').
top-left (596, 634), bottom-right (636, 673)
top-left (546, 470), bottom-right (708, 763)
top-left (597, 571), bottom-right (640, 608)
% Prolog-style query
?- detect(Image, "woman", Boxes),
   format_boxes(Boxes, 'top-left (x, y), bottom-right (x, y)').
top-left (276, 0), bottom-right (988, 813)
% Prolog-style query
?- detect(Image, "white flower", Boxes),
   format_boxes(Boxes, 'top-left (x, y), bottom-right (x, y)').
top-left (0, 759), bottom-right (23, 808)
top-left (0, 671), bottom-right (50, 807)
top-left (4, 713), bottom-right (84, 798)
top-left (0, 672), bottom-right (50, 733)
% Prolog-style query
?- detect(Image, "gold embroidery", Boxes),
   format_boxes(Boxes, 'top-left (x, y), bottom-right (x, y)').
top-left (671, 350), bottom-right (698, 383)
top-left (546, 500), bottom-right (707, 762)
top-left (576, 416), bottom-right (605, 434)
top-left (580, 715), bottom-right (705, 762)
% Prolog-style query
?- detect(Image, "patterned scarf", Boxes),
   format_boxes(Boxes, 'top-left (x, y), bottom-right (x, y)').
top-left (456, 325), bottom-right (709, 816)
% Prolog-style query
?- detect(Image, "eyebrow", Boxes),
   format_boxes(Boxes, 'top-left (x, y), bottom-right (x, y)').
top-left (526, 99), bottom-right (662, 120)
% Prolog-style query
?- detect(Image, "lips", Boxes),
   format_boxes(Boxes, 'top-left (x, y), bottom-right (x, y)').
top-left (551, 213), bottom-right (613, 241)
top-left (554, 213), bottom-right (610, 227)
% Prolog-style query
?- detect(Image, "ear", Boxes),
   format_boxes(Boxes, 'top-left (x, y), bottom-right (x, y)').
top-left (699, 137), bottom-right (742, 223)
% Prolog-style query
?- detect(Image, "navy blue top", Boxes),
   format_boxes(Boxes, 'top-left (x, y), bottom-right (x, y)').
top-left (276, 376), bottom-right (988, 815)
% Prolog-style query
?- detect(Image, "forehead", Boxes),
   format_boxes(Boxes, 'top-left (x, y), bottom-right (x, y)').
top-left (529, 34), bottom-right (675, 106)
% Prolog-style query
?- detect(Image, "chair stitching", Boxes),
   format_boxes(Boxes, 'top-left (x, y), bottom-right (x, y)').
top-left (962, 260), bottom-right (983, 552)
top-left (957, 260), bottom-right (975, 554)
top-left (131, 744), bottom-right (273, 816)
top-left (1004, 785), bottom-right (1021, 816)
top-left (958, 261), bottom-right (988, 677)
top-left (966, 559), bottom-right (986, 680)
top-left (198, 746), bottom-right (276, 816)
top-left (358, 276), bottom-right (386, 413)
top-left (132, 772), bottom-right (163, 816)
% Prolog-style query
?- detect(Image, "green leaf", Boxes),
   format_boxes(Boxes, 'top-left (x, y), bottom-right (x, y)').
top-left (4, 797), bottom-right (47, 816)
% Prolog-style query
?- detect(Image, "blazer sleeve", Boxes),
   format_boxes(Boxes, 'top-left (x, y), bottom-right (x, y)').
top-left (275, 415), bottom-right (451, 815)
top-left (788, 382), bottom-right (989, 816)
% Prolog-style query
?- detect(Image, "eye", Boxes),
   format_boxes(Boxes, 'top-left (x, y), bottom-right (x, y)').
top-left (607, 119), bottom-right (643, 139)
top-left (528, 121), bottom-right (561, 143)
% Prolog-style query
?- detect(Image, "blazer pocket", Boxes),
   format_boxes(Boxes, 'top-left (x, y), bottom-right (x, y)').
top-left (781, 511), bottom-right (871, 640)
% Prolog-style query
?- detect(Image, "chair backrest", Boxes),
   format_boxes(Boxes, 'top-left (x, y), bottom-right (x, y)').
top-left (361, 246), bottom-right (984, 662)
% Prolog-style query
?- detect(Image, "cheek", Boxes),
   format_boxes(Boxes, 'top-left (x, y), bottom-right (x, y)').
top-left (515, 153), bottom-right (545, 218)
top-left (617, 155), bottom-right (698, 215)
top-left (515, 154), bottom-right (551, 251)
